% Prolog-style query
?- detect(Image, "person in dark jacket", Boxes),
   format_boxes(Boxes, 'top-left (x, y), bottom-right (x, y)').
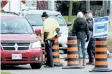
top-left (72, 12), bottom-right (89, 66)
top-left (85, 11), bottom-right (95, 65)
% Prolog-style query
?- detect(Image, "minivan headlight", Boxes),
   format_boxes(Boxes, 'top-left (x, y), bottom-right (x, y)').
top-left (30, 41), bottom-right (41, 49)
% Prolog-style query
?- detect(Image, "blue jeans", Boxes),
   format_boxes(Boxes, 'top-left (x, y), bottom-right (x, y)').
top-left (77, 39), bottom-right (86, 59)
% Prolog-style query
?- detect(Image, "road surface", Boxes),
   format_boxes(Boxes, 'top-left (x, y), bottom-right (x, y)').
top-left (1, 55), bottom-right (112, 74)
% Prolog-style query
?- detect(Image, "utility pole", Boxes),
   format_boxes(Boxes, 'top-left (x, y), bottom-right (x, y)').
top-left (86, 0), bottom-right (90, 11)
top-left (68, 1), bottom-right (73, 24)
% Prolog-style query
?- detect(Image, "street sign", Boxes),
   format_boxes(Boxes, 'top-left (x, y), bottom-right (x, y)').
top-left (93, 16), bottom-right (109, 38)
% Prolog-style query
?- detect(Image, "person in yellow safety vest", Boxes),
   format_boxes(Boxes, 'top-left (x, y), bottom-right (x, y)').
top-left (41, 12), bottom-right (60, 68)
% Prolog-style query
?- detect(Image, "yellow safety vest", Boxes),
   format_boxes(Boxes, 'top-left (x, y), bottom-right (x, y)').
top-left (41, 17), bottom-right (60, 40)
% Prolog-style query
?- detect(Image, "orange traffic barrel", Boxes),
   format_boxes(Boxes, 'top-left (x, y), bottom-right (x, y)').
top-left (52, 38), bottom-right (63, 66)
top-left (62, 36), bottom-right (84, 69)
top-left (90, 37), bottom-right (112, 72)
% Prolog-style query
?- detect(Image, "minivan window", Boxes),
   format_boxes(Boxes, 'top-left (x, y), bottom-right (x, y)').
top-left (50, 14), bottom-right (66, 26)
top-left (26, 14), bottom-right (43, 26)
top-left (25, 14), bottom-right (66, 26)
top-left (1, 18), bottom-right (34, 34)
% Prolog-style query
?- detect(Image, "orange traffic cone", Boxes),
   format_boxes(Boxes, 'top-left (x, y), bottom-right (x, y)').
top-left (62, 36), bottom-right (84, 69)
top-left (52, 38), bottom-right (63, 66)
top-left (90, 37), bottom-right (112, 72)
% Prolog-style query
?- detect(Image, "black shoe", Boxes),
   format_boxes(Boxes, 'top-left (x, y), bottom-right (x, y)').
top-left (44, 63), bottom-right (48, 65)
top-left (86, 62), bottom-right (94, 65)
top-left (91, 63), bottom-right (94, 65)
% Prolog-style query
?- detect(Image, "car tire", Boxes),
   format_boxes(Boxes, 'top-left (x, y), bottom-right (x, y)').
top-left (1, 64), bottom-right (5, 68)
top-left (30, 63), bottom-right (42, 69)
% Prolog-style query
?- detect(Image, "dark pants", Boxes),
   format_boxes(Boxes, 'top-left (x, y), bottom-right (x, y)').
top-left (45, 40), bottom-right (54, 66)
top-left (87, 38), bottom-right (95, 63)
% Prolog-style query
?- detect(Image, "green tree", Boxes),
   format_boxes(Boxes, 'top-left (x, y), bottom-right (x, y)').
top-left (56, 1), bottom-right (86, 15)
top-left (68, 1), bottom-right (73, 24)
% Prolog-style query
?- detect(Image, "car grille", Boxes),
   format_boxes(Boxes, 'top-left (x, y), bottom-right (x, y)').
top-left (1, 43), bottom-right (30, 50)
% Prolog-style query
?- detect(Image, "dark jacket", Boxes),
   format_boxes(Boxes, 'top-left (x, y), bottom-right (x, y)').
top-left (87, 18), bottom-right (93, 32)
top-left (72, 18), bottom-right (89, 40)
top-left (87, 18), bottom-right (95, 39)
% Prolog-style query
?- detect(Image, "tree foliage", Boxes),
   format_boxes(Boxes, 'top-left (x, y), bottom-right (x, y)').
top-left (56, 1), bottom-right (86, 16)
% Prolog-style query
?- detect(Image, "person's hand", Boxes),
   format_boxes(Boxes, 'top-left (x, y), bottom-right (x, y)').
top-left (86, 36), bottom-right (89, 42)
top-left (44, 39), bottom-right (48, 44)
top-left (86, 32), bottom-right (90, 42)
top-left (86, 38), bottom-right (89, 42)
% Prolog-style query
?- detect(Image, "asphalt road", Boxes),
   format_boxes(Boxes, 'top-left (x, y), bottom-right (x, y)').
top-left (1, 56), bottom-right (112, 74)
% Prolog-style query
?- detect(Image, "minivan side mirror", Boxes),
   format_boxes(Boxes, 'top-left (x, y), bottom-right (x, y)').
top-left (35, 29), bottom-right (41, 36)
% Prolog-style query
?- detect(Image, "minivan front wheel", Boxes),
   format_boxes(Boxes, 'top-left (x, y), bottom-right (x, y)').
top-left (30, 63), bottom-right (42, 69)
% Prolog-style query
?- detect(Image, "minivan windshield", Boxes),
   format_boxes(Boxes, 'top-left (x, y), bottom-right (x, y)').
top-left (1, 18), bottom-right (34, 34)
top-left (25, 14), bottom-right (66, 26)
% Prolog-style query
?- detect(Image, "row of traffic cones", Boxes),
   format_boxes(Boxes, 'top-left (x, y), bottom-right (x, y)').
top-left (43, 36), bottom-right (112, 72)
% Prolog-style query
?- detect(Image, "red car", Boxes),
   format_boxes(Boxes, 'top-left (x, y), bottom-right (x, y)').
top-left (0, 12), bottom-right (44, 69)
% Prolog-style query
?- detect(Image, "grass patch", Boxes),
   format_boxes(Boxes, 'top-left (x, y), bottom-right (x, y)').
top-left (108, 35), bottom-right (112, 46)
top-left (108, 23), bottom-right (112, 46)
top-left (63, 16), bottom-right (77, 30)
top-left (108, 40), bottom-right (112, 46)
top-left (1, 72), bottom-right (12, 74)
top-left (63, 16), bottom-right (77, 24)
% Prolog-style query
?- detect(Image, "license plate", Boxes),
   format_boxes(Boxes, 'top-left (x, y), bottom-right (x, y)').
top-left (12, 54), bottom-right (22, 59)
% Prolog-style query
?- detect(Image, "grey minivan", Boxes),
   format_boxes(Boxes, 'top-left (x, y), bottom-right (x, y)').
top-left (19, 10), bottom-right (69, 52)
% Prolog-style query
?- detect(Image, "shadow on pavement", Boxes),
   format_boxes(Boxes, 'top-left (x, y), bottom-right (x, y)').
top-left (1, 65), bottom-right (31, 70)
